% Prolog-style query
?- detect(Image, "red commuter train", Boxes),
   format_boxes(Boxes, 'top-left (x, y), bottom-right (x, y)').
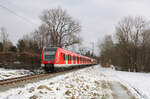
top-left (41, 46), bottom-right (97, 72)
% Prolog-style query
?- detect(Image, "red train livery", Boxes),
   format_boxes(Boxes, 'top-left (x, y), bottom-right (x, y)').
top-left (41, 47), bottom-right (97, 72)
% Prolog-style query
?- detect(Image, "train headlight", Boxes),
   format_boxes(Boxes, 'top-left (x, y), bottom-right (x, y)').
top-left (55, 60), bottom-right (59, 63)
top-left (41, 64), bottom-right (45, 67)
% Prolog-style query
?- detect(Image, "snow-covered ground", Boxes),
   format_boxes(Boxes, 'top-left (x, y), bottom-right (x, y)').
top-left (91, 66), bottom-right (150, 99)
top-left (115, 70), bottom-right (150, 99)
top-left (0, 68), bottom-right (33, 80)
top-left (0, 65), bottom-right (143, 99)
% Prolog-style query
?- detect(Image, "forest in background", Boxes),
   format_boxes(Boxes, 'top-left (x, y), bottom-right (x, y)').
top-left (99, 16), bottom-right (150, 72)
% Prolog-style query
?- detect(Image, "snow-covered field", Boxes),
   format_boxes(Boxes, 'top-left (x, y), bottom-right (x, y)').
top-left (0, 68), bottom-right (33, 80)
top-left (115, 70), bottom-right (150, 99)
top-left (0, 65), bottom-right (149, 99)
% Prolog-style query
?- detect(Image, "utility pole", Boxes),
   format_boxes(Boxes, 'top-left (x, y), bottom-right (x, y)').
top-left (91, 42), bottom-right (94, 57)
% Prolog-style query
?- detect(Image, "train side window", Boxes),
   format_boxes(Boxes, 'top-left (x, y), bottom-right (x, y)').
top-left (68, 55), bottom-right (70, 60)
top-left (63, 54), bottom-right (66, 60)
top-left (70, 55), bottom-right (71, 61)
top-left (76, 56), bottom-right (77, 62)
top-left (66, 54), bottom-right (68, 61)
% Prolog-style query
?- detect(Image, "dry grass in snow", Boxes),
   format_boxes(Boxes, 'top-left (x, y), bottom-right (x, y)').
top-left (0, 68), bottom-right (33, 80)
top-left (0, 65), bottom-right (139, 99)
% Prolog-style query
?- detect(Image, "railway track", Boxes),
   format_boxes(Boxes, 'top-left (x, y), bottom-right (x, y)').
top-left (0, 71), bottom-right (70, 92)
top-left (0, 66), bottom-right (91, 92)
top-left (0, 73), bottom-right (50, 86)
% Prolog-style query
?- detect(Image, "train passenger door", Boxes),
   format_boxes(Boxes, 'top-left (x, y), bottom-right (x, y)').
top-left (68, 54), bottom-right (71, 64)
top-left (79, 57), bottom-right (80, 64)
top-left (76, 56), bottom-right (77, 64)
top-left (71, 55), bottom-right (73, 64)
top-left (73, 56), bottom-right (75, 64)
top-left (65, 54), bottom-right (68, 65)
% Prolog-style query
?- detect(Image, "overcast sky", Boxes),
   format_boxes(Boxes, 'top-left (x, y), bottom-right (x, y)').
top-left (0, 0), bottom-right (150, 54)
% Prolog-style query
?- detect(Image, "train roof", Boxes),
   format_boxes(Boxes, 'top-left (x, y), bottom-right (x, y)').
top-left (44, 47), bottom-right (96, 60)
top-left (58, 48), bottom-right (94, 60)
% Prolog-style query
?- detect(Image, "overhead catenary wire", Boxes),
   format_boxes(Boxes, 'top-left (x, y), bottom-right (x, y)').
top-left (0, 3), bottom-right (38, 26)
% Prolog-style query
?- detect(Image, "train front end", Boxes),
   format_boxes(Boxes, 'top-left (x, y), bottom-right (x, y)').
top-left (41, 47), bottom-right (58, 72)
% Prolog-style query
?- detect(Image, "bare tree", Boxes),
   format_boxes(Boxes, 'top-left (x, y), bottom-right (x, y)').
top-left (115, 16), bottom-right (148, 71)
top-left (140, 29), bottom-right (150, 71)
top-left (0, 27), bottom-right (11, 52)
top-left (17, 34), bottom-right (40, 53)
top-left (33, 24), bottom-right (51, 49)
top-left (99, 35), bottom-right (114, 67)
top-left (34, 7), bottom-right (81, 48)
top-left (0, 42), bottom-right (3, 52)
top-left (98, 16), bottom-right (150, 72)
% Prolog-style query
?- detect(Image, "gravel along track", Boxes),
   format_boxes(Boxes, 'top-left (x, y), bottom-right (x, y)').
top-left (0, 67), bottom-right (83, 92)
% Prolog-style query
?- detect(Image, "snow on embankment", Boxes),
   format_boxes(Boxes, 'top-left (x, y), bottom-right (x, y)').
top-left (99, 65), bottom-right (150, 99)
top-left (0, 65), bottom-right (143, 99)
top-left (0, 68), bottom-right (33, 80)
top-left (0, 65), bottom-right (115, 99)
top-left (115, 70), bottom-right (150, 99)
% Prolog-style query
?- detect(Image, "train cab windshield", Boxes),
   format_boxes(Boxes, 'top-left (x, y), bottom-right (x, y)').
top-left (44, 47), bottom-right (57, 61)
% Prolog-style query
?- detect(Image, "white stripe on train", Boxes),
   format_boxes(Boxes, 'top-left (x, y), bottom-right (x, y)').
top-left (54, 63), bottom-right (94, 68)
top-left (41, 63), bottom-right (95, 68)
